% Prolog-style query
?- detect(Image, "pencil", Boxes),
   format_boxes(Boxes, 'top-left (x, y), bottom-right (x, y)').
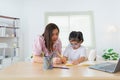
top-left (53, 66), bottom-right (69, 69)
top-left (57, 52), bottom-right (63, 58)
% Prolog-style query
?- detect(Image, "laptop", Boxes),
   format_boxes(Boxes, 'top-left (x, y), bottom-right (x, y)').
top-left (89, 58), bottom-right (120, 73)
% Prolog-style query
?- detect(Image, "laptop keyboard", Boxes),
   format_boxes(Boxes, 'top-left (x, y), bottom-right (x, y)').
top-left (89, 62), bottom-right (117, 72)
top-left (99, 63), bottom-right (116, 70)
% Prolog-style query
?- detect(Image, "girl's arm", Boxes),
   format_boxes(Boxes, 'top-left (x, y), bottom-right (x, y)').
top-left (72, 57), bottom-right (86, 65)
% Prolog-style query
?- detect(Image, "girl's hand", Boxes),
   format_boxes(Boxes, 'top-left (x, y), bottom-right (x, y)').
top-left (72, 57), bottom-right (86, 65)
top-left (72, 60), bottom-right (79, 65)
top-left (53, 57), bottom-right (62, 64)
top-left (61, 57), bottom-right (67, 64)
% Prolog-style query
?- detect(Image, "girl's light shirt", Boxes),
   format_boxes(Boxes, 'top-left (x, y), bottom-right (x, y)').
top-left (32, 35), bottom-right (62, 56)
top-left (63, 44), bottom-right (86, 61)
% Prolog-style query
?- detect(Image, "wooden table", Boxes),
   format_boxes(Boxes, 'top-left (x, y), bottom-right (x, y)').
top-left (0, 61), bottom-right (120, 80)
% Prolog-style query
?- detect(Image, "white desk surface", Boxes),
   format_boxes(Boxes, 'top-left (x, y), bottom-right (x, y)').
top-left (0, 61), bottom-right (120, 80)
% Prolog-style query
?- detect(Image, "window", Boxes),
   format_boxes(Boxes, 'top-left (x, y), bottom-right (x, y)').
top-left (45, 12), bottom-right (95, 50)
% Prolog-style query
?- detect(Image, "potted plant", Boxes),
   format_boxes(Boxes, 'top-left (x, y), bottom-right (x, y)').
top-left (102, 48), bottom-right (119, 60)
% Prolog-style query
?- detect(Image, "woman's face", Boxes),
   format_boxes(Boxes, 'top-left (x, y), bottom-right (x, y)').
top-left (52, 29), bottom-right (59, 43)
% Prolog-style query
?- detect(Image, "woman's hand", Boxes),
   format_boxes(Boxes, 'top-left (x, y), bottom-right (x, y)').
top-left (33, 55), bottom-right (43, 63)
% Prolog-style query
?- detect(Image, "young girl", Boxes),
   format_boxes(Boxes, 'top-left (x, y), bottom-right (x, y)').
top-left (32, 23), bottom-right (62, 64)
top-left (62, 31), bottom-right (86, 65)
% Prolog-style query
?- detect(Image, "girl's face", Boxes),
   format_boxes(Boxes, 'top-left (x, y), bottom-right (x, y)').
top-left (52, 29), bottom-right (59, 43)
top-left (70, 41), bottom-right (81, 49)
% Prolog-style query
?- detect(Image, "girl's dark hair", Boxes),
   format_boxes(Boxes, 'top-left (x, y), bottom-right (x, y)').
top-left (69, 31), bottom-right (84, 42)
top-left (42, 23), bottom-right (59, 52)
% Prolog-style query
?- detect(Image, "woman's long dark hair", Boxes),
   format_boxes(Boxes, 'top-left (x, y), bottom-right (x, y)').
top-left (42, 23), bottom-right (59, 52)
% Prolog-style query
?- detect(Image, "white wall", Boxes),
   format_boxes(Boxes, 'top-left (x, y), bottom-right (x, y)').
top-left (23, 0), bottom-right (120, 57)
top-left (1, 0), bottom-right (120, 59)
top-left (0, 0), bottom-right (22, 17)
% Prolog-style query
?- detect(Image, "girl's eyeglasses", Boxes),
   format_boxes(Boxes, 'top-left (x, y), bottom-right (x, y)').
top-left (70, 43), bottom-right (80, 48)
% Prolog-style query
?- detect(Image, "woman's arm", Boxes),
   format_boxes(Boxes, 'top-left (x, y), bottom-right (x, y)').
top-left (32, 36), bottom-right (44, 63)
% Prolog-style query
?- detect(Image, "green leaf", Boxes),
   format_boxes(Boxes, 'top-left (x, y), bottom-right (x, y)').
top-left (102, 48), bottom-right (119, 60)
top-left (108, 49), bottom-right (113, 52)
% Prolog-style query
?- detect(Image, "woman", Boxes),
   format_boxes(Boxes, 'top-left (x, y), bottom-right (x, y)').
top-left (32, 23), bottom-right (62, 64)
